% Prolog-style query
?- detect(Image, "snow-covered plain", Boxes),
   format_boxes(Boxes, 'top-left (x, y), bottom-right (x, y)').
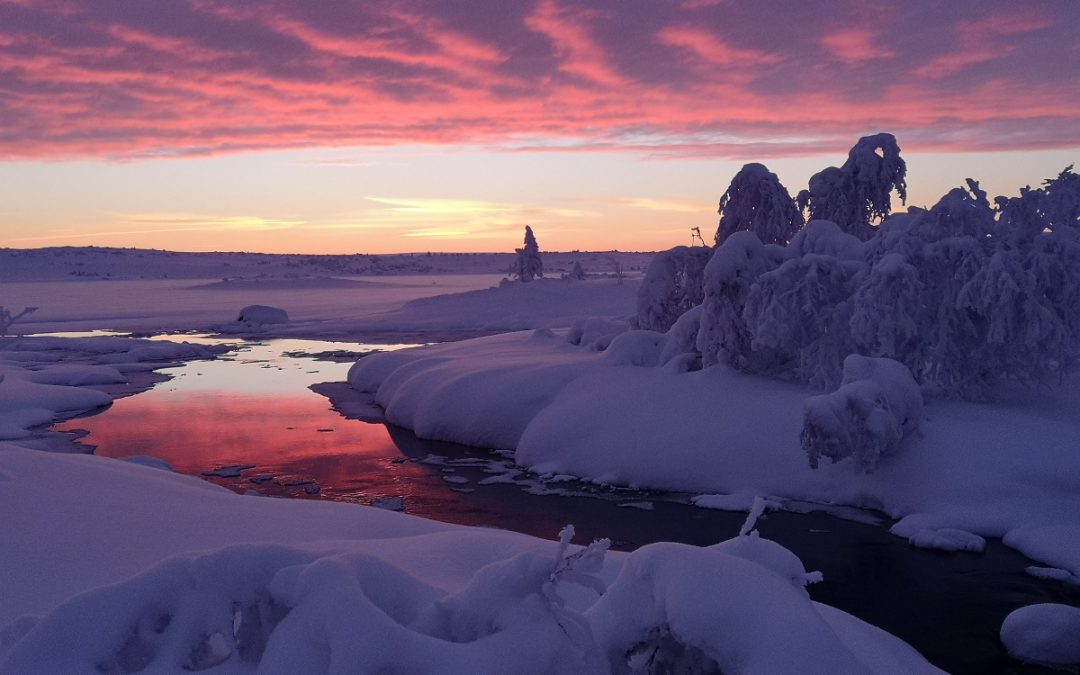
top-left (1, 248), bottom-right (646, 338)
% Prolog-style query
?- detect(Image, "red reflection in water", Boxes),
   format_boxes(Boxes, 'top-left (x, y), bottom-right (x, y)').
top-left (55, 391), bottom-right (448, 508)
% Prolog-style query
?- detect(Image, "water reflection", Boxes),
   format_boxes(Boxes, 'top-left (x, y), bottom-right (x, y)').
top-left (56, 339), bottom-right (430, 505)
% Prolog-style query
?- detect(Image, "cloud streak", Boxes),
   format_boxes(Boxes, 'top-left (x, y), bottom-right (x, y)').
top-left (0, 0), bottom-right (1076, 160)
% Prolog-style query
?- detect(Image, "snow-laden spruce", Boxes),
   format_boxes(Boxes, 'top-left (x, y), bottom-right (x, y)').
top-left (635, 245), bottom-right (712, 332)
top-left (797, 132), bottom-right (907, 239)
top-left (514, 226), bottom-right (544, 282)
top-left (715, 163), bottom-right (804, 246)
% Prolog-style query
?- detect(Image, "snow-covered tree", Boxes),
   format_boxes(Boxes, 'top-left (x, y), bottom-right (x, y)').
top-left (514, 226), bottom-right (543, 282)
top-left (802, 355), bottom-right (923, 472)
top-left (567, 261), bottom-right (587, 280)
top-left (742, 253), bottom-right (866, 388)
top-left (797, 133), bottom-right (907, 239)
top-left (696, 232), bottom-right (784, 368)
top-left (715, 163), bottom-right (804, 246)
top-left (636, 246), bottom-right (713, 332)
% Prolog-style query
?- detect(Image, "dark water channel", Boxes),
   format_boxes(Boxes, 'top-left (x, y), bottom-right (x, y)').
top-left (54, 338), bottom-right (1078, 675)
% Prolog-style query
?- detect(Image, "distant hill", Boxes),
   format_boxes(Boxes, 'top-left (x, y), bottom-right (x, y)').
top-left (0, 247), bottom-right (655, 282)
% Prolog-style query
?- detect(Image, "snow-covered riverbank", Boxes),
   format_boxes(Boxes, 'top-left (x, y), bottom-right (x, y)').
top-left (348, 328), bottom-right (1080, 587)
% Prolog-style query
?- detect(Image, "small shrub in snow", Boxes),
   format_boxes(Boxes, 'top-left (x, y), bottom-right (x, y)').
top-left (797, 133), bottom-right (907, 239)
top-left (565, 261), bottom-right (587, 280)
top-left (514, 226), bottom-right (544, 282)
top-left (802, 355), bottom-right (922, 472)
top-left (636, 246), bottom-right (713, 332)
top-left (715, 163), bottom-right (804, 246)
top-left (0, 306), bottom-right (37, 337)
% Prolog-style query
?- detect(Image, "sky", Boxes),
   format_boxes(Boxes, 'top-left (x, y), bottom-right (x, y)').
top-left (0, 0), bottom-right (1077, 254)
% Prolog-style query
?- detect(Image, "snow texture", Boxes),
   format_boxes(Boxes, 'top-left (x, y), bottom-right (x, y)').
top-left (1000, 604), bottom-right (1080, 669)
top-left (907, 528), bottom-right (986, 553)
top-left (0, 447), bottom-right (940, 674)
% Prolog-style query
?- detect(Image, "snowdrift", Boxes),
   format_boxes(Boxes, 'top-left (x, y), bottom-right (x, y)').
top-left (0, 447), bottom-right (940, 674)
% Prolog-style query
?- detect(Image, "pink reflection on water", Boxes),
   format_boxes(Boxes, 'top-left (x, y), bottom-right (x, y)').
top-left (55, 388), bottom-right (456, 511)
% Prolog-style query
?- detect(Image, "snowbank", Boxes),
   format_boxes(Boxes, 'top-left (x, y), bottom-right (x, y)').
top-left (1000, 603), bottom-right (1080, 669)
top-left (0, 446), bottom-right (940, 673)
top-left (237, 304), bottom-right (289, 324)
top-left (0, 336), bottom-right (224, 441)
top-left (349, 329), bottom-right (1080, 574)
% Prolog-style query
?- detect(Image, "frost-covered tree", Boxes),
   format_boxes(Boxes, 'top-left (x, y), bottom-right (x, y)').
top-left (567, 261), bottom-right (586, 280)
top-left (514, 226), bottom-right (543, 282)
top-left (715, 163), bottom-right (804, 246)
top-left (695, 232), bottom-right (784, 368)
top-left (797, 133), bottom-right (907, 239)
top-left (696, 166), bottom-right (1080, 399)
top-left (743, 253), bottom-right (866, 389)
top-left (636, 246), bottom-right (713, 332)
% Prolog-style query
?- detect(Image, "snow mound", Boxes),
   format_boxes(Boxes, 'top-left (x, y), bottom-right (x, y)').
top-left (802, 355), bottom-right (922, 472)
top-left (1000, 603), bottom-right (1080, 669)
top-left (237, 305), bottom-right (289, 324)
top-left (0, 534), bottom-right (939, 675)
top-left (907, 528), bottom-right (986, 553)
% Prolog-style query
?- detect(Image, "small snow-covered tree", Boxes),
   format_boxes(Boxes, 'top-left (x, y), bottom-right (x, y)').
top-left (802, 355), bottom-right (923, 472)
top-left (715, 163), bottom-right (804, 246)
top-left (797, 133), bottom-right (907, 239)
top-left (514, 226), bottom-right (543, 282)
top-left (636, 246), bottom-right (713, 332)
top-left (567, 261), bottom-right (587, 280)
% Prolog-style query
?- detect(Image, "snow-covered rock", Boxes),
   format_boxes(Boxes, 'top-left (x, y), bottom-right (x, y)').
top-left (237, 304), bottom-right (289, 324)
top-left (1000, 603), bottom-right (1080, 669)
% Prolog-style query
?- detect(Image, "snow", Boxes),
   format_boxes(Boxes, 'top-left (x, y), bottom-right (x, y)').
top-left (999, 603), bottom-right (1080, 669)
top-left (237, 304), bottom-right (289, 324)
top-left (0, 335), bottom-right (224, 441)
top-left (0, 446), bottom-right (941, 673)
top-left (1, 248), bottom-right (650, 338)
top-left (802, 355), bottom-right (922, 472)
top-left (351, 329), bottom-right (1080, 577)
top-left (907, 528), bottom-right (986, 553)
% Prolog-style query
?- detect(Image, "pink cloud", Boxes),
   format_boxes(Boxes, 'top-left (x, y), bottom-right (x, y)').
top-left (0, 0), bottom-right (1075, 161)
top-left (820, 28), bottom-right (895, 63)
